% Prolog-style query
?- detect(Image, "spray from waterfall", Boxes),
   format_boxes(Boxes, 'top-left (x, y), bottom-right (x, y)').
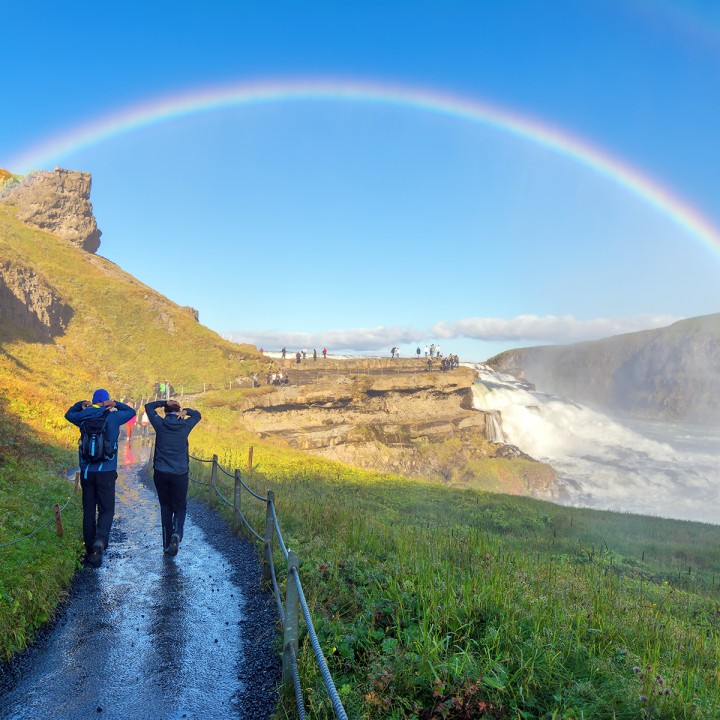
top-left (470, 363), bottom-right (720, 525)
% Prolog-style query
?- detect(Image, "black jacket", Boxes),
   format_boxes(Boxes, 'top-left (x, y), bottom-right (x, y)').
top-left (145, 400), bottom-right (202, 475)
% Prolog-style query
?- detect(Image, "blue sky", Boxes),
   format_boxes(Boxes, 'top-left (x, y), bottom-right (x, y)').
top-left (3, 0), bottom-right (720, 360)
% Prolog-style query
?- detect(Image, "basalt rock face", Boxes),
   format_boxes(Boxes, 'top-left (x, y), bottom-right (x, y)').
top-left (243, 367), bottom-right (483, 478)
top-left (0, 260), bottom-right (72, 342)
top-left (487, 313), bottom-right (720, 422)
top-left (240, 361), bottom-right (556, 494)
top-left (0, 168), bottom-right (102, 252)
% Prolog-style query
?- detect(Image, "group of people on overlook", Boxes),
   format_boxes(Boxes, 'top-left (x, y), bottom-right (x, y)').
top-left (390, 344), bottom-right (460, 371)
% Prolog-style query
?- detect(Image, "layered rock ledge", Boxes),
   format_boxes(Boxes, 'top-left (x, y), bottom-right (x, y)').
top-left (239, 359), bottom-right (557, 496)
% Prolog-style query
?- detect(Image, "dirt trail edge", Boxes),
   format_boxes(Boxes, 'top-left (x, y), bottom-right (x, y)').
top-left (0, 441), bottom-right (280, 720)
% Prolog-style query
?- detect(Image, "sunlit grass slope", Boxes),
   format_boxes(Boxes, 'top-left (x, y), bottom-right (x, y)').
top-left (190, 442), bottom-right (720, 720)
top-left (2, 201), bottom-right (719, 719)
top-left (0, 204), bottom-right (261, 401)
top-left (0, 395), bottom-right (81, 661)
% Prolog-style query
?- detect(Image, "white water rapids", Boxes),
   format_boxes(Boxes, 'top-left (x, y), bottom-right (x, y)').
top-left (471, 364), bottom-right (720, 525)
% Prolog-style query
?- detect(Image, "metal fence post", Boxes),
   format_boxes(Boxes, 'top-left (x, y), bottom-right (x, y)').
top-left (263, 490), bottom-right (275, 583)
top-left (233, 469), bottom-right (242, 531)
top-left (283, 550), bottom-right (300, 688)
top-left (210, 454), bottom-right (218, 508)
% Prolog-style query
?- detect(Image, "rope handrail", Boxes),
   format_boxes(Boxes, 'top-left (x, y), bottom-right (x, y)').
top-left (188, 452), bottom-right (349, 719)
top-left (217, 464), bottom-right (236, 479)
top-left (268, 549), bottom-right (286, 623)
top-left (289, 643), bottom-right (308, 720)
top-left (293, 568), bottom-right (349, 720)
top-left (270, 501), bottom-right (289, 561)
top-left (0, 492), bottom-right (75, 550)
top-left (190, 453), bottom-right (266, 501)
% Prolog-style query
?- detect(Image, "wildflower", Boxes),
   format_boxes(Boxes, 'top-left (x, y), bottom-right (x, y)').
top-left (656, 675), bottom-right (664, 685)
top-left (633, 666), bottom-right (641, 674)
top-left (640, 694), bottom-right (648, 703)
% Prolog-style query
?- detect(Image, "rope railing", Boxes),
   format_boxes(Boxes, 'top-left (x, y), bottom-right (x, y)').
top-left (187, 452), bottom-right (348, 719)
top-left (0, 474), bottom-right (78, 550)
top-left (270, 502), bottom-right (289, 561)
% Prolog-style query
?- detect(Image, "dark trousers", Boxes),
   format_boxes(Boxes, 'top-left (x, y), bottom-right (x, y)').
top-left (153, 470), bottom-right (189, 548)
top-left (80, 470), bottom-right (118, 553)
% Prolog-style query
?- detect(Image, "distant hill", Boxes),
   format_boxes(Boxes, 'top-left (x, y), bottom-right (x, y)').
top-left (487, 314), bottom-right (720, 422)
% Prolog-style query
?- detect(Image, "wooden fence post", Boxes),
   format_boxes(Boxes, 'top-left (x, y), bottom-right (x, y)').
top-left (263, 490), bottom-right (275, 583)
top-left (210, 454), bottom-right (218, 508)
top-left (233, 469), bottom-right (242, 531)
top-left (248, 446), bottom-right (254, 472)
top-left (283, 550), bottom-right (300, 688)
top-left (74, 471), bottom-right (80, 493)
top-left (54, 503), bottom-right (63, 538)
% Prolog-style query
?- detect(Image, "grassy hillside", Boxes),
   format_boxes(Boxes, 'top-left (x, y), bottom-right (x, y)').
top-left (0, 204), bottom-right (261, 401)
top-left (2, 200), bottom-right (720, 718)
top-left (190, 439), bottom-right (720, 719)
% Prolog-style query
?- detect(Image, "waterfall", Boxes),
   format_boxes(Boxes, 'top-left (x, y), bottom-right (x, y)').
top-left (468, 362), bottom-right (720, 525)
top-left (485, 410), bottom-right (506, 443)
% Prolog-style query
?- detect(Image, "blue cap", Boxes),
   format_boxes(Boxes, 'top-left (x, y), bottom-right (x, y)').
top-left (92, 389), bottom-right (110, 403)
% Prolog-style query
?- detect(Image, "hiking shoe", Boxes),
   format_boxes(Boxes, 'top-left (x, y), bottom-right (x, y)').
top-left (167, 533), bottom-right (180, 557)
top-left (87, 540), bottom-right (104, 568)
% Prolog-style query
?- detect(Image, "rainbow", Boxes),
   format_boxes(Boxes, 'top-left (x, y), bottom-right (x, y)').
top-left (7, 78), bottom-right (720, 254)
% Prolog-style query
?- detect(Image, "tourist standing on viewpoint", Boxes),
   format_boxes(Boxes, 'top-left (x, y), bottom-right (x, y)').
top-left (65, 389), bottom-right (136, 568)
top-left (145, 399), bottom-right (202, 556)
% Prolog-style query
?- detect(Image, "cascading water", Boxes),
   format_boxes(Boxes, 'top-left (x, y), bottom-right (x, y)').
top-left (484, 410), bottom-right (506, 443)
top-left (470, 363), bottom-right (720, 525)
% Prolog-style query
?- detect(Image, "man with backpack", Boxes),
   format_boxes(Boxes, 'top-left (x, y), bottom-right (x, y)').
top-left (65, 389), bottom-right (136, 568)
top-left (145, 399), bottom-right (202, 557)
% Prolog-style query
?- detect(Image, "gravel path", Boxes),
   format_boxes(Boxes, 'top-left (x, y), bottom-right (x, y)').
top-left (0, 441), bottom-right (280, 720)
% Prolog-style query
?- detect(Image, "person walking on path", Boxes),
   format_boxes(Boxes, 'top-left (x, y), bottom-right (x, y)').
top-left (65, 389), bottom-right (136, 568)
top-left (313, 348), bottom-right (317, 361)
top-left (125, 412), bottom-right (137, 441)
top-left (145, 399), bottom-right (202, 556)
top-left (322, 347), bottom-right (327, 358)
top-left (140, 410), bottom-right (150, 439)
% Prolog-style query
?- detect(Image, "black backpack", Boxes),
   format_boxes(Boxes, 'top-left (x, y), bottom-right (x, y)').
top-left (79, 412), bottom-right (115, 463)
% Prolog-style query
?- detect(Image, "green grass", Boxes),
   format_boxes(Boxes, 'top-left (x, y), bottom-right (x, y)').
top-left (188, 443), bottom-right (720, 720)
top-left (0, 401), bottom-right (82, 661)
top-left (2, 200), bottom-right (720, 718)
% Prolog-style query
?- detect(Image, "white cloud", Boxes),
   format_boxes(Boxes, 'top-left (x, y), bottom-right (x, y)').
top-left (227, 325), bottom-right (420, 351)
top-left (227, 314), bottom-right (683, 351)
top-left (431, 314), bottom-right (683, 343)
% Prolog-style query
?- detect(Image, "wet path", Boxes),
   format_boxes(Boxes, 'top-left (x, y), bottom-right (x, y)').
top-left (0, 441), bottom-right (280, 720)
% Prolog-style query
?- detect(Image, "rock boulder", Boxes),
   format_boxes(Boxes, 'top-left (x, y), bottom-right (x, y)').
top-left (0, 168), bottom-right (102, 252)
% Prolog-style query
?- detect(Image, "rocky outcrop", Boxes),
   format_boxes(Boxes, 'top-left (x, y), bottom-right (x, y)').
top-left (0, 260), bottom-right (72, 341)
top-left (240, 361), bottom-right (556, 494)
top-left (487, 314), bottom-right (720, 422)
top-left (0, 168), bottom-right (101, 252)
